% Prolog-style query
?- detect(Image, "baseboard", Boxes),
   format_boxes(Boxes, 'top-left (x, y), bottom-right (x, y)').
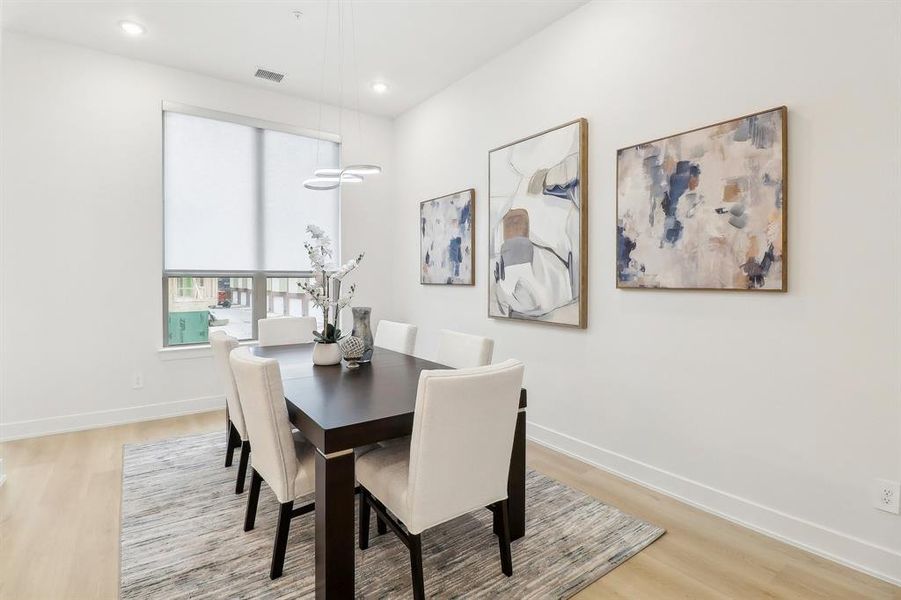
top-left (0, 396), bottom-right (224, 442)
top-left (527, 421), bottom-right (901, 587)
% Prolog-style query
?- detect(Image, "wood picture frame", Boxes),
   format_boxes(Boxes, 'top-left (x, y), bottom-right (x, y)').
top-left (420, 188), bottom-right (475, 286)
top-left (488, 118), bottom-right (588, 328)
top-left (616, 106), bottom-right (787, 291)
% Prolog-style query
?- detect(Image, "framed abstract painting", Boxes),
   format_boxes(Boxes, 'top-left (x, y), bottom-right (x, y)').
top-left (420, 189), bottom-right (475, 285)
top-left (488, 119), bottom-right (588, 328)
top-left (616, 106), bottom-right (787, 291)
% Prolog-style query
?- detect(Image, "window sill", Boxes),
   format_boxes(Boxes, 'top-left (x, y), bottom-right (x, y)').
top-left (157, 340), bottom-right (258, 361)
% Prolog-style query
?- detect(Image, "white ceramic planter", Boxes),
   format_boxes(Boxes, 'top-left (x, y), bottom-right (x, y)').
top-left (312, 341), bottom-right (342, 366)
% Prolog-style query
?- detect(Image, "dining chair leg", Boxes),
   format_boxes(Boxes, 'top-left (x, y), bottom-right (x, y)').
top-left (376, 515), bottom-right (387, 535)
top-left (496, 499), bottom-right (513, 577)
top-left (235, 441), bottom-right (251, 494)
top-left (244, 469), bottom-right (262, 532)
top-left (225, 421), bottom-right (240, 467)
top-left (270, 501), bottom-right (294, 580)
top-left (359, 489), bottom-right (371, 550)
top-left (224, 409), bottom-right (231, 454)
top-left (409, 533), bottom-right (425, 600)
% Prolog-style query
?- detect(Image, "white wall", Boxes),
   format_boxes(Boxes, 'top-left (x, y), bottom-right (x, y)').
top-left (0, 31), bottom-right (394, 437)
top-left (391, 0), bottom-right (901, 584)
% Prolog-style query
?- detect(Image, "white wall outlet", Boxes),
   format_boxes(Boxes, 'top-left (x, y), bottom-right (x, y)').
top-left (0, 458), bottom-right (6, 487)
top-left (874, 479), bottom-right (900, 514)
top-left (132, 372), bottom-right (144, 390)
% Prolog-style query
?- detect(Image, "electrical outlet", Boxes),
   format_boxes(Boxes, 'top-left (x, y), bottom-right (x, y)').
top-left (874, 479), bottom-right (900, 514)
top-left (132, 372), bottom-right (144, 390)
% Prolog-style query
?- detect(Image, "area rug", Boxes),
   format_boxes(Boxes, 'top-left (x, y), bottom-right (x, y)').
top-left (120, 432), bottom-right (664, 599)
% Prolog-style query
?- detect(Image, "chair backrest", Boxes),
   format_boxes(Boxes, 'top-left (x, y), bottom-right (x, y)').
top-left (257, 316), bottom-right (317, 347)
top-left (229, 347), bottom-right (298, 503)
top-left (374, 320), bottom-right (418, 355)
top-left (209, 331), bottom-right (246, 439)
top-left (406, 359), bottom-right (524, 534)
top-left (436, 329), bottom-right (494, 369)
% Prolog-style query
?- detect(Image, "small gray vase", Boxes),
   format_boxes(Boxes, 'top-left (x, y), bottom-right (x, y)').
top-left (351, 307), bottom-right (374, 363)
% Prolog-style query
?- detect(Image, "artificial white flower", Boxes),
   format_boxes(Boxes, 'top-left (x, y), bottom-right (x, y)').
top-left (333, 253), bottom-right (364, 281)
top-left (300, 225), bottom-right (363, 341)
top-left (306, 224), bottom-right (326, 238)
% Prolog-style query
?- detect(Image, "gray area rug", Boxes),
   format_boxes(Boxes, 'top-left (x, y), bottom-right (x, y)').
top-left (121, 432), bottom-right (664, 599)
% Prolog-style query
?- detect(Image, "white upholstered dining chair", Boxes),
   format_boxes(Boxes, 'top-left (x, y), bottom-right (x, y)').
top-left (355, 359), bottom-right (525, 600)
top-left (229, 347), bottom-right (316, 580)
top-left (435, 329), bottom-right (494, 368)
top-left (210, 331), bottom-right (251, 493)
top-left (257, 316), bottom-right (317, 347)
top-left (374, 320), bottom-right (418, 355)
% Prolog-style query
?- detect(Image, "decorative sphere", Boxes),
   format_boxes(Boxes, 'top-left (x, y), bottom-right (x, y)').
top-left (340, 336), bottom-right (365, 360)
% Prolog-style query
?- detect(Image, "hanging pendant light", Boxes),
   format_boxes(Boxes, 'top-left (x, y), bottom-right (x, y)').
top-left (314, 165), bottom-right (382, 177)
top-left (304, 171), bottom-right (364, 191)
top-left (303, 0), bottom-right (381, 192)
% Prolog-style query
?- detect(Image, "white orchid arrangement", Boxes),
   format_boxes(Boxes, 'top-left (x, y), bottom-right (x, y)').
top-left (299, 224), bottom-right (364, 344)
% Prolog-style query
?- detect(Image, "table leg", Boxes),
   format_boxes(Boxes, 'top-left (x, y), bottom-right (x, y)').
top-left (315, 448), bottom-right (356, 599)
top-left (498, 408), bottom-right (526, 540)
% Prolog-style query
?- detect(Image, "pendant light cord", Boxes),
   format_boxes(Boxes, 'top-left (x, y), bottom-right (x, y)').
top-left (350, 0), bottom-right (363, 143)
top-left (337, 0), bottom-right (344, 155)
top-left (314, 0), bottom-right (332, 169)
top-left (304, 0), bottom-right (380, 190)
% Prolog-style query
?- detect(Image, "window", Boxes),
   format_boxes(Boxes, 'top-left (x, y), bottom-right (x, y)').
top-left (163, 106), bottom-right (340, 346)
top-left (266, 277), bottom-right (323, 329)
top-left (165, 277), bottom-right (253, 344)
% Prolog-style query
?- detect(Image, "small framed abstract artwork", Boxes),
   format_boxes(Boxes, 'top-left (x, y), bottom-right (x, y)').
top-left (616, 106), bottom-right (787, 291)
top-left (420, 189), bottom-right (475, 285)
top-left (488, 118), bottom-right (588, 328)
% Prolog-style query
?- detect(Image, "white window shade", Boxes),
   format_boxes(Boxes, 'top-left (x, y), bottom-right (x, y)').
top-left (164, 112), bottom-right (256, 271)
top-left (163, 111), bottom-right (340, 272)
top-left (263, 130), bottom-right (340, 271)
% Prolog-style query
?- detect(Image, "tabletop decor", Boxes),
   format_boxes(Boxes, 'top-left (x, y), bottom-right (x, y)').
top-left (488, 119), bottom-right (588, 328)
top-left (616, 106), bottom-right (786, 290)
top-left (298, 224), bottom-right (364, 365)
top-left (351, 306), bottom-right (374, 363)
top-left (339, 335), bottom-right (365, 369)
top-left (420, 189), bottom-right (475, 285)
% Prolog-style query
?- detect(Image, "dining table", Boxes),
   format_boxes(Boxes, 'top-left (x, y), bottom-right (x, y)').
top-left (250, 342), bottom-right (527, 599)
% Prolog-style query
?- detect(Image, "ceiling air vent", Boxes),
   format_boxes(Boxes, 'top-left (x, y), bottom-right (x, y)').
top-left (254, 68), bottom-right (285, 83)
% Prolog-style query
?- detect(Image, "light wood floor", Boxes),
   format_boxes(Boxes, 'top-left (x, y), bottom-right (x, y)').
top-left (0, 412), bottom-right (897, 599)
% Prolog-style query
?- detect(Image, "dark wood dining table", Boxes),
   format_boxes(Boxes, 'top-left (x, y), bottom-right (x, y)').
top-left (250, 343), bottom-right (527, 599)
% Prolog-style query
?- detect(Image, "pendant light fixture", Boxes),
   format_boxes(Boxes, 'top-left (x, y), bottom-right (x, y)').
top-left (303, 0), bottom-right (382, 191)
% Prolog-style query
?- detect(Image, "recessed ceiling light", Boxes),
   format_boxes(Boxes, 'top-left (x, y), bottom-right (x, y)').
top-left (371, 81), bottom-right (389, 94)
top-left (119, 20), bottom-right (146, 36)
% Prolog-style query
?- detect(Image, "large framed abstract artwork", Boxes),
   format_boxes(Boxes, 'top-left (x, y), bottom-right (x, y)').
top-left (488, 119), bottom-right (588, 328)
top-left (617, 106), bottom-right (787, 291)
top-left (420, 189), bottom-right (475, 285)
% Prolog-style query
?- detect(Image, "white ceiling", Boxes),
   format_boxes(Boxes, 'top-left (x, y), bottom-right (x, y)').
top-left (1, 0), bottom-right (587, 118)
